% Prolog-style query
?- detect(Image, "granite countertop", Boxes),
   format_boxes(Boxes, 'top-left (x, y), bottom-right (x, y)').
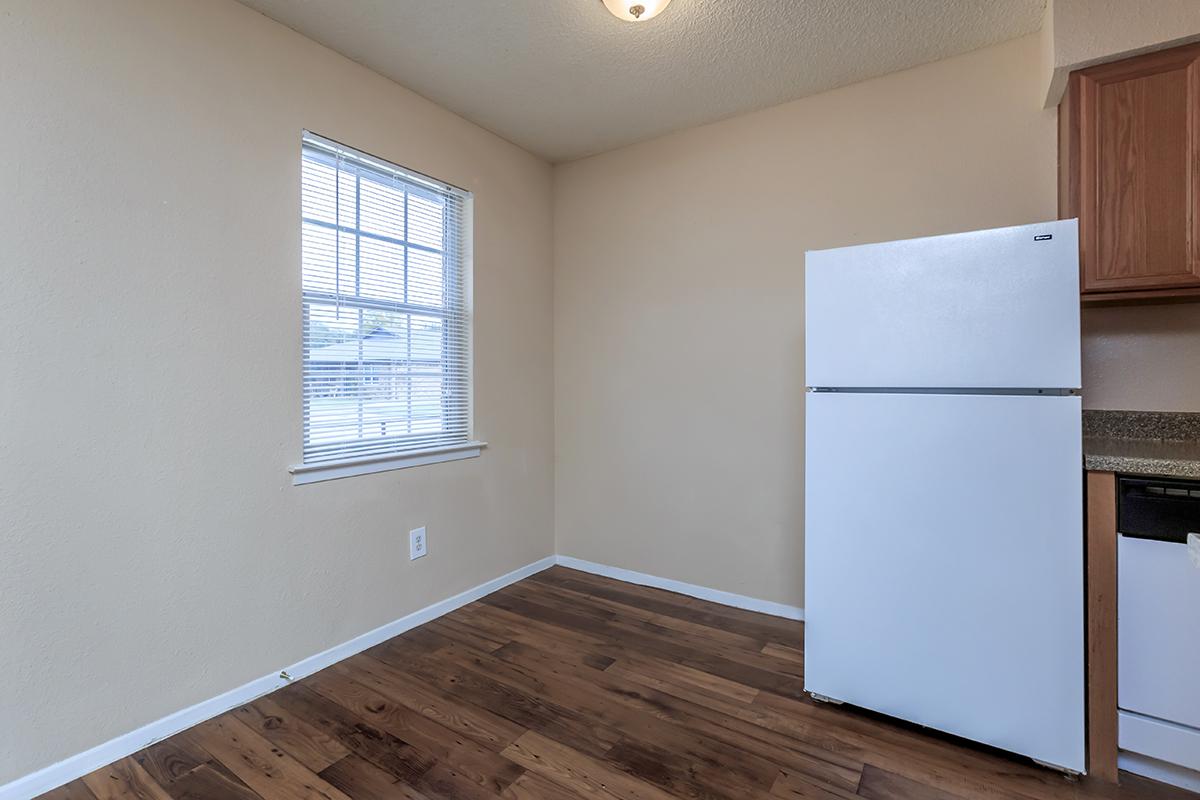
top-left (1083, 410), bottom-right (1200, 479)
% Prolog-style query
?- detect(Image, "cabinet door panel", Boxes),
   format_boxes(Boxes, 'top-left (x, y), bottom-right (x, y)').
top-left (1075, 45), bottom-right (1200, 293)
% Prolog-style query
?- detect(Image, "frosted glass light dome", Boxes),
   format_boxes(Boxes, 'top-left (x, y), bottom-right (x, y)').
top-left (602, 0), bottom-right (672, 22)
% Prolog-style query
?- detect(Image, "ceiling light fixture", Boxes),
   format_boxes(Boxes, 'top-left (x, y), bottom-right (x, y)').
top-left (602, 0), bottom-right (672, 22)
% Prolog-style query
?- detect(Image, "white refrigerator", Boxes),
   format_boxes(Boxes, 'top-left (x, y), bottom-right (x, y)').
top-left (803, 219), bottom-right (1086, 774)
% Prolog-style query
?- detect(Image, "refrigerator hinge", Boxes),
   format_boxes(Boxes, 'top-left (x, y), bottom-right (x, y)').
top-left (808, 692), bottom-right (845, 705)
top-left (1032, 759), bottom-right (1082, 780)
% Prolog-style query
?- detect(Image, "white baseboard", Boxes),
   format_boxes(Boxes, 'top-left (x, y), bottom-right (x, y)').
top-left (2, 552), bottom-right (798, 799)
top-left (1119, 751), bottom-right (1200, 793)
top-left (0, 555), bottom-right (556, 800)
top-left (554, 555), bottom-right (804, 621)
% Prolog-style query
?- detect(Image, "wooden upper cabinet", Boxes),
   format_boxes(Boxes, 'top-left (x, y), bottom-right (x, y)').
top-left (1060, 43), bottom-right (1200, 304)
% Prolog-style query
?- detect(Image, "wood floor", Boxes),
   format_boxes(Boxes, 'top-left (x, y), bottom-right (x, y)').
top-left (40, 566), bottom-right (1196, 800)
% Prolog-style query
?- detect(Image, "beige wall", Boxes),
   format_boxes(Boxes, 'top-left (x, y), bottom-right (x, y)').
top-left (554, 32), bottom-right (1200, 608)
top-left (554, 34), bottom-right (1061, 609)
top-left (0, 0), bottom-right (554, 784)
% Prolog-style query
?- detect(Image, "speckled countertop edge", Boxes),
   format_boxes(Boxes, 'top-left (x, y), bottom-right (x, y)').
top-left (1083, 411), bottom-right (1200, 479)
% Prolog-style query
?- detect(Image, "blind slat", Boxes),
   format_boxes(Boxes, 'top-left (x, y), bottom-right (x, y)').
top-left (300, 132), bottom-right (471, 466)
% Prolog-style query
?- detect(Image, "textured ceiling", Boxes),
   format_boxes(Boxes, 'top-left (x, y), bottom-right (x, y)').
top-left (238, 0), bottom-right (1046, 162)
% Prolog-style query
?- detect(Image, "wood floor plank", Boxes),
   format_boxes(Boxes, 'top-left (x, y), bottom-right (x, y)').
top-left (454, 601), bottom-right (621, 665)
top-left (458, 630), bottom-right (856, 789)
top-left (425, 616), bottom-right (510, 653)
top-left (440, 604), bottom-right (781, 797)
top-left (421, 627), bottom-right (842, 794)
top-left (81, 758), bottom-right (173, 800)
top-left (233, 696), bottom-right (351, 773)
top-left (186, 714), bottom-right (352, 800)
top-left (519, 573), bottom-right (772, 652)
top-left (410, 762), bottom-right (511, 800)
top-left (474, 656), bottom-right (789, 794)
top-left (856, 764), bottom-right (967, 800)
top-left (762, 642), bottom-right (805, 664)
top-left (37, 781), bottom-right (99, 800)
top-left (302, 667), bottom-right (525, 794)
top-left (131, 731), bottom-right (265, 800)
top-left (606, 649), bottom-right (761, 704)
top-left (480, 586), bottom-right (807, 699)
top-left (332, 654), bottom-right (525, 752)
top-left (750, 692), bottom-right (1068, 800)
top-left (268, 684), bottom-right (436, 785)
top-left (497, 583), bottom-right (806, 683)
top-left (604, 736), bottom-right (777, 800)
top-left (160, 764), bottom-right (265, 800)
top-left (532, 567), bottom-right (801, 644)
top-left (318, 755), bottom-right (430, 800)
top-left (606, 658), bottom-right (762, 714)
top-left (494, 577), bottom-right (801, 674)
top-left (500, 771), bottom-right (589, 800)
top-left (132, 737), bottom-right (213, 787)
top-left (432, 618), bottom-right (864, 796)
top-left (500, 730), bottom-right (680, 800)
top-left (491, 639), bottom-right (614, 679)
top-left (771, 767), bottom-right (859, 799)
top-left (368, 639), bottom-right (622, 759)
top-left (41, 568), bottom-right (1200, 800)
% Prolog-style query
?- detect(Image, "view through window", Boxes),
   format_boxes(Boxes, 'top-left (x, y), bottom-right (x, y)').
top-left (300, 132), bottom-right (471, 466)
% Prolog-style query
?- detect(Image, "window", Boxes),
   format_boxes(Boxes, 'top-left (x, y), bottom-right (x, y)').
top-left (292, 132), bottom-right (478, 484)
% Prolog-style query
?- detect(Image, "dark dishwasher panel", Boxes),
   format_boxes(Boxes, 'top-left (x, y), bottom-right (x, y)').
top-left (1118, 476), bottom-right (1200, 544)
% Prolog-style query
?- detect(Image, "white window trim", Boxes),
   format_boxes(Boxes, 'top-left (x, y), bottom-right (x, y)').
top-left (290, 440), bottom-right (487, 485)
top-left (293, 131), bottom-right (477, 484)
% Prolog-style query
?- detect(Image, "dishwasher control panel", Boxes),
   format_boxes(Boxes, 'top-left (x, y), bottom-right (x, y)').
top-left (1118, 476), bottom-right (1200, 544)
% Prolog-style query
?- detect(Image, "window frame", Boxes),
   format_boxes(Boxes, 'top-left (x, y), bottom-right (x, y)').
top-left (290, 132), bottom-right (483, 485)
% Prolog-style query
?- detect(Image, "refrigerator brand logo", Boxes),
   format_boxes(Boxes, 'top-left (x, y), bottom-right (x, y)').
top-left (1034, 234), bottom-right (1053, 241)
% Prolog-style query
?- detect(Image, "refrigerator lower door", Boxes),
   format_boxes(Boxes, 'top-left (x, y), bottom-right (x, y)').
top-left (804, 391), bottom-right (1084, 772)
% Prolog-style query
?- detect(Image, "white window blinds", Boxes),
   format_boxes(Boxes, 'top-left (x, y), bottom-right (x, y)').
top-left (300, 132), bottom-right (471, 468)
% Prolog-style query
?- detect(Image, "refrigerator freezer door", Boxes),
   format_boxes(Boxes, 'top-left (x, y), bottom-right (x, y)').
top-left (805, 220), bottom-right (1081, 390)
top-left (804, 391), bottom-right (1085, 772)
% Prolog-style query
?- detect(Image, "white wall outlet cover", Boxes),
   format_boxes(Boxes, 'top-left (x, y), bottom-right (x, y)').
top-left (1188, 533), bottom-right (1199, 569)
top-left (409, 527), bottom-right (427, 560)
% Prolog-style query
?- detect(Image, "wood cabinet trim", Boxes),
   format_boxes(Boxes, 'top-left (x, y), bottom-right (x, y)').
top-left (1085, 470), bottom-right (1118, 783)
top-left (1076, 41), bottom-right (1200, 84)
top-left (1081, 285), bottom-right (1200, 305)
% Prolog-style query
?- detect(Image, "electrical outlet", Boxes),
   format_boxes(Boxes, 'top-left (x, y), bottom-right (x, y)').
top-left (409, 527), bottom-right (427, 560)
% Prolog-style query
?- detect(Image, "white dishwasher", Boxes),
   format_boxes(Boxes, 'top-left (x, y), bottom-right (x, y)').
top-left (1117, 476), bottom-right (1200, 778)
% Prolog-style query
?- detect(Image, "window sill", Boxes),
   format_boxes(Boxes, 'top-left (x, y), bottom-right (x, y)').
top-left (290, 441), bottom-right (486, 485)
